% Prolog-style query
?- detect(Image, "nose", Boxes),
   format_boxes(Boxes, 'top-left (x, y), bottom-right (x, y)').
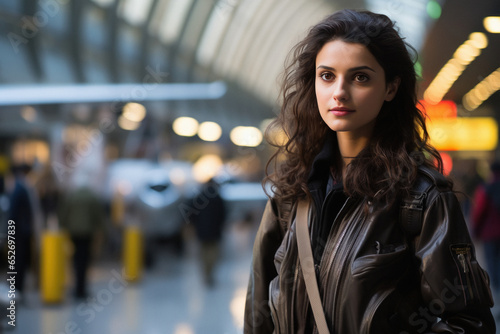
top-left (332, 78), bottom-right (349, 102)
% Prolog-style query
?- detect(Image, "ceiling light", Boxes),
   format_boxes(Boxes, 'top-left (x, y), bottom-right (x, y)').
top-left (118, 116), bottom-right (140, 131)
top-left (192, 154), bottom-right (223, 183)
top-left (484, 16), bottom-right (500, 33)
top-left (427, 117), bottom-right (498, 151)
top-left (172, 117), bottom-right (199, 137)
top-left (424, 33), bottom-right (486, 104)
top-left (468, 32), bottom-right (488, 49)
top-left (462, 67), bottom-right (500, 111)
top-left (122, 102), bottom-right (146, 122)
top-left (230, 126), bottom-right (263, 147)
top-left (198, 121), bottom-right (222, 142)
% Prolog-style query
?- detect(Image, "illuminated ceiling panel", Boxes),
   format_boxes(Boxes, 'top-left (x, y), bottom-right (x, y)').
top-left (225, 0), bottom-right (277, 80)
top-left (180, 0), bottom-right (214, 54)
top-left (119, 0), bottom-right (154, 26)
top-left (148, 0), bottom-right (172, 36)
top-left (196, 0), bottom-right (238, 67)
top-left (213, 0), bottom-right (264, 76)
top-left (244, 0), bottom-right (303, 82)
top-left (157, 0), bottom-right (194, 44)
top-left (0, 0), bottom-right (436, 127)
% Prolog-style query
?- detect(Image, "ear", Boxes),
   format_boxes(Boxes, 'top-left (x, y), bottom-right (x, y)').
top-left (385, 77), bottom-right (400, 102)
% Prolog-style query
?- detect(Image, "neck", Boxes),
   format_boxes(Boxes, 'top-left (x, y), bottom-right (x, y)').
top-left (337, 131), bottom-right (370, 166)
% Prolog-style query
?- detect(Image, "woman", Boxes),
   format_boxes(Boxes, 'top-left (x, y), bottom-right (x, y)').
top-left (244, 9), bottom-right (495, 334)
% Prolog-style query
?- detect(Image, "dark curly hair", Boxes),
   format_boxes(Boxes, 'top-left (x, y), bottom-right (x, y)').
top-left (265, 9), bottom-right (443, 205)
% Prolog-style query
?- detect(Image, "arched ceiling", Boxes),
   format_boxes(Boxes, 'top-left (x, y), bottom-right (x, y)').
top-left (2, 0), bottom-right (484, 134)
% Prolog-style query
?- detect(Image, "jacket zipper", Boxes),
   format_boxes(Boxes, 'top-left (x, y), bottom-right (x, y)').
top-left (331, 201), bottom-right (365, 329)
top-left (317, 197), bottom-right (360, 331)
top-left (319, 197), bottom-right (355, 282)
top-left (457, 254), bottom-right (474, 300)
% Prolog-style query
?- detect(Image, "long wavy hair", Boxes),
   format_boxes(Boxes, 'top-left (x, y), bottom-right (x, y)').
top-left (265, 9), bottom-right (443, 205)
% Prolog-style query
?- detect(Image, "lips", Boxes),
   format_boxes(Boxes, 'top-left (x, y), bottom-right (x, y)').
top-left (329, 107), bottom-right (355, 116)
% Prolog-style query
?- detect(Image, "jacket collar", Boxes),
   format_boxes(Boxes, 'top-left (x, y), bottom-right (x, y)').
top-left (307, 131), bottom-right (338, 194)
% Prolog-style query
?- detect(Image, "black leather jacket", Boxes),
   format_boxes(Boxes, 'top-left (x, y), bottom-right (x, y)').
top-left (244, 166), bottom-right (496, 333)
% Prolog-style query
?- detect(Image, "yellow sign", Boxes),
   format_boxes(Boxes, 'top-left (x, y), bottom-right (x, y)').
top-left (427, 117), bottom-right (498, 151)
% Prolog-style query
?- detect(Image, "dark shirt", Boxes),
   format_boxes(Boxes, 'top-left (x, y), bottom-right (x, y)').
top-left (9, 179), bottom-right (33, 236)
top-left (311, 176), bottom-right (348, 265)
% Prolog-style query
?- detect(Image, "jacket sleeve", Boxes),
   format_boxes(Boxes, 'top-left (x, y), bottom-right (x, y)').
top-left (244, 199), bottom-right (284, 334)
top-left (414, 190), bottom-right (496, 333)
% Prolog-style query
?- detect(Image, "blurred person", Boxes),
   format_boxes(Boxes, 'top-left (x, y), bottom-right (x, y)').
top-left (35, 165), bottom-right (60, 229)
top-left (453, 159), bottom-right (484, 218)
top-left (6, 164), bottom-right (35, 299)
top-left (58, 176), bottom-right (105, 299)
top-left (191, 178), bottom-right (226, 287)
top-left (471, 161), bottom-right (500, 294)
top-left (244, 9), bottom-right (495, 334)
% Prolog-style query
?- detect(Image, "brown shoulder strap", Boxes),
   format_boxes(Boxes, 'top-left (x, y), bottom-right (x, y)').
top-left (296, 199), bottom-right (330, 334)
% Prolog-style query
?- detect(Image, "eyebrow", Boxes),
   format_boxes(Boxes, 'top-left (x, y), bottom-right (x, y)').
top-left (316, 65), bottom-right (376, 73)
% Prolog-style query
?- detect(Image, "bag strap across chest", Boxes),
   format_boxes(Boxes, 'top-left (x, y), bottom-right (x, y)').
top-left (296, 199), bottom-right (330, 334)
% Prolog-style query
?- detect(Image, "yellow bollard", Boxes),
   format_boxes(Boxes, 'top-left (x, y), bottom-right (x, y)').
top-left (123, 226), bottom-right (143, 282)
top-left (40, 231), bottom-right (66, 303)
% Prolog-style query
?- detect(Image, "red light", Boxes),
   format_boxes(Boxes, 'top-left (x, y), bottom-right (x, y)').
top-left (439, 152), bottom-right (453, 175)
top-left (418, 100), bottom-right (457, 119)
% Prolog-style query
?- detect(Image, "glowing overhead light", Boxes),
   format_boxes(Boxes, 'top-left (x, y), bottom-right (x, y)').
top-left (192, 154), bottom-right (223, 183)
top-left (172, 117), bottom-right (199, 137)
top-left (418, 100), bottom-right (456, 119)
top-left (462, 67), bottom-right (500, 111)
top-left (423, 33), bottom-right (487, 104)
top-left (484, 16), bottom-right (500, 33)
top-left (230, 126), bottom-right (263, 147)
top-left (468, 32), bottom-right (488, 49)
top-left (0, 82), bottom-right (226, 106)
top-left (11, 140), bottom-right (50, 165)
top-left (454, 44), bottom-right (480, 63)
top-left (426, 0), bottom-right (442, 19)
top-left (427, 118), bottom-right (498, 151)
top-left (123, 102), bottom-right (146, 122)
top-left (440, 152), bottom-right (453, 176)
top-left (198, 121), bottom-right (222, 142)
top-left (118, 116), bottom-right (140, 131)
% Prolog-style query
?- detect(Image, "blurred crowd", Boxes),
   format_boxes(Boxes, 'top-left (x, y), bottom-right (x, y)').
top-left (0, 156), bottom-right (498, 314)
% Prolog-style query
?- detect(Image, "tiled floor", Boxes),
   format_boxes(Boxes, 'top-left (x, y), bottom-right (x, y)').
top-left (3, 222), bottom-right (256, 334)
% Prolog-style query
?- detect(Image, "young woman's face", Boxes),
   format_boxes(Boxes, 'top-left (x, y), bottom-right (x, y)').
top-left (315, 39), bottom-right (398, 139)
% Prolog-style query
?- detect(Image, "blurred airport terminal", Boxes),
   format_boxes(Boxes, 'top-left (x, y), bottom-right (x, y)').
top-left (0, 0), bottom-right (500, 333)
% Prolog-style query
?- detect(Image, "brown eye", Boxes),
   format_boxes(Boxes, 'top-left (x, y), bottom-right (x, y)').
top-left (354, 73), bottom-right (369, 82)
top-left (320, 72), bottom-right (334, 81)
